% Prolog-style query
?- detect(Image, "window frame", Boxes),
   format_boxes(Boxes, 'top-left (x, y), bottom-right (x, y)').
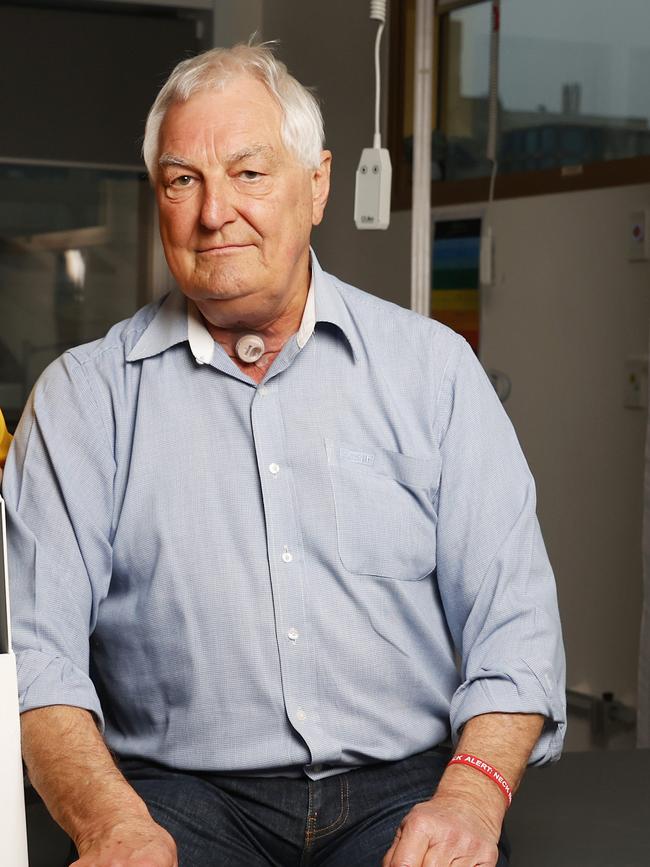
top-left (388, 0), bottom-right (650, 210)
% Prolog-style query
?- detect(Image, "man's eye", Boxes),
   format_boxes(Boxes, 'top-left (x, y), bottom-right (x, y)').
top-left (172, 175), bottom-right (194, 187)
top-left (240, 170), bottom-right (262, 181)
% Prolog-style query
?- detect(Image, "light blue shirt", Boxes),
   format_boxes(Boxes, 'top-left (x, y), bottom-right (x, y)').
top-left (4, 253), bottom-right (566, 779)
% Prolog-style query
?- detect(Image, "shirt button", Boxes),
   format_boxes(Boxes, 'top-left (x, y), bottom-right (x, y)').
top-left (287, 627), bottom-right (299, 642)
top-left (269, 463), bottom-right (280, 475)
top-left (296, 708), bottom-right (307, 722)
top-left (259, 386), bottom-right (269, 396)
top-left (282, 548), bottom-right (293, 563)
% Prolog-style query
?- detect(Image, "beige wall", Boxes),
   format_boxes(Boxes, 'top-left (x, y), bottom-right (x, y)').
top-left (478, 185), bottom-right (650, 716)
top-left (212, 0), bottom-right (262, 46)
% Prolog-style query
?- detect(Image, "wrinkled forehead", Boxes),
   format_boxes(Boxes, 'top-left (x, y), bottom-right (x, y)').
top-left (156, 78), bottom-right (295, 176)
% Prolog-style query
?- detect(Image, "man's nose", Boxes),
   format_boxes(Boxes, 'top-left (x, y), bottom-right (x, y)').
top-left (199, 180), bottom-right (237, 231)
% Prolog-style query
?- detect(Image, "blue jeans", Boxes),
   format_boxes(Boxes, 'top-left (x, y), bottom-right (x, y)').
top-left (119, 748), bottom-right (511, 867)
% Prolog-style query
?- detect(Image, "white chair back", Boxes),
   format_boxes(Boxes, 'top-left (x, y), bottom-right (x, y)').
top-left (0, 497), bottom-right (29, 866)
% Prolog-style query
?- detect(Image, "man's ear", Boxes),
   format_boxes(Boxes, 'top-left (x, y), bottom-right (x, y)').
top-left (311, 150), bottom-right (332, 227)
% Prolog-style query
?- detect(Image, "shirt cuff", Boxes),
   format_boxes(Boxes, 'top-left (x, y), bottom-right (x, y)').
top-left (449, 657), bottom-right (567, 766)
top-left (16, 648), bottom-right (105, 731)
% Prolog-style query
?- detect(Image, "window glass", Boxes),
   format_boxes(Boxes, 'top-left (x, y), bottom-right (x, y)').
top-left (438, 0), bottom-right (650, 181)
top-left (0, 164), bottom-right (149, 429)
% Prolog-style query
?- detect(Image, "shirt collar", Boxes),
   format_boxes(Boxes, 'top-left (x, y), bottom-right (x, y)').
top-left (126, 290), bottom-right (188, 363)
top-left (127, 249), bottom-right (356, 364)
top-left (296, 278), bottom-right (315, 350)
top-left (310, 251), bottom-right (357, 359)
top-left (187, 299), bottom-right (215, 365)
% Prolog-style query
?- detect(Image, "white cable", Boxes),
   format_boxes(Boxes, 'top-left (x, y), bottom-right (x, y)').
top-left (370, 1), bottom-right (386, 22)
top-left (486, 0), bottom-right (501, 203)
top-left (374, 21), bottom-right (385, 148)
top-left (488, 159), bottom-right (498, 204)
top-left (370, 1), bottom-right (387, 149)
top-left (481, 0), bottom-right (501, 288)
top-left (356, 0), bottom-right (391, 230)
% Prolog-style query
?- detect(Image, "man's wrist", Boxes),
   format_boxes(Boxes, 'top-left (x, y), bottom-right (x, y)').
top-left (434, 764), bottom-right (507, 838)
top-left (73, 805), bottom-right (157, 852)
top-left (39, 760), bottom-right (152, 847)
top-left (448, 753), bottom-right (512, 806)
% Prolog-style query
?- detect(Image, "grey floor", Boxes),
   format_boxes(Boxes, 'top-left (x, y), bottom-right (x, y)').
top-left (26, 750), bottom-right (650, 866)
top-left (506, 749), bottom-right (650, 866)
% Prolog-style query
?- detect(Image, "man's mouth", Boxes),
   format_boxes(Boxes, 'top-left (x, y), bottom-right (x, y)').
top-left (196, 244), bottom-right (252, 254)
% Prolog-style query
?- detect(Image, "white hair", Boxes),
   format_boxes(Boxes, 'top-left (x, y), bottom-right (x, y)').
top-left (142, 42), bottom-right (325, 176)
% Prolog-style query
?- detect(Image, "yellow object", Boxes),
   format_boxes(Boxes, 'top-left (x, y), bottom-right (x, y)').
top-left (0, 410), bottom-right (12, 468)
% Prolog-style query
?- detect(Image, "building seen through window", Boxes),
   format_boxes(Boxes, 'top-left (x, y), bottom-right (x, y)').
top-left (391, 0), bottom-right (650, 203)
top-left (438, 0), bottom-right (650, 181)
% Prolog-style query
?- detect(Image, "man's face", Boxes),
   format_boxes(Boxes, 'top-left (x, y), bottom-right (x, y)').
top-left (155, 75), bottom-right (331, 329)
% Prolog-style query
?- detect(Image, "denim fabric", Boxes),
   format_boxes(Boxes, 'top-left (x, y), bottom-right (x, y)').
top-left (118, 750), bottom-right (511, 867)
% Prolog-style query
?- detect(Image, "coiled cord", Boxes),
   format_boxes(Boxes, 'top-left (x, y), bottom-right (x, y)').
top-left (370, 0), bottom-right (386, 22)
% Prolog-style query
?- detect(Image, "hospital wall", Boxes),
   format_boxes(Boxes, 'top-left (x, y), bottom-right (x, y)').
top-left (254, 0), bottom-right (650, 749)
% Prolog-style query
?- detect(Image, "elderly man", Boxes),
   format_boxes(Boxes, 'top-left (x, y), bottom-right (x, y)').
top-left (5, 44), bottom-right (565, 867)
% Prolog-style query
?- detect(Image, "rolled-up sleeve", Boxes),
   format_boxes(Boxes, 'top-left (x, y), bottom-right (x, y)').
top-left (436, 339), bottom-right (566, 765)
top-left (3, 352), bottom-right (114, 728)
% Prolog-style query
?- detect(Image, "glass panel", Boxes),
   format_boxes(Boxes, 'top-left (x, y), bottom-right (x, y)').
top-left (438, 0), bottom-right (650, 181)
top-left (438, 2), bottom-right (492, 181)
top-left (0, 164), bottom-right (150, 429)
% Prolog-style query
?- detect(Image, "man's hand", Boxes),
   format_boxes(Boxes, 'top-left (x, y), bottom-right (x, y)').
top-left (71, 817), bottom-right (178, 867)
top-left (21, 706), bottom-right (178, 867)
top-left (382, 712), bottom-right (546, 867)
top-left (382, 793), bottom-right (499, 867)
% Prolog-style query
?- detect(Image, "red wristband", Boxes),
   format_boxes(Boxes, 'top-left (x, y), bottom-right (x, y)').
top-left (447, 753), bottom-right (513, 807)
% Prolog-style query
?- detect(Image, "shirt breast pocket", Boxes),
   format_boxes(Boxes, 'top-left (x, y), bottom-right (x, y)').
top-left (325, 438), bottom-right (441, 581)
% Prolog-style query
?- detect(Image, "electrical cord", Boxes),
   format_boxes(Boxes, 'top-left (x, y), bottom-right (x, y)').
top-left (486, 0), bottom-right (501, 204)
top-left (370, 0), bottom-right (387, 149)
top-left (488, 158), bottom-right (498, 204)
top-left (481, 0), bottom-right (500, 287)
